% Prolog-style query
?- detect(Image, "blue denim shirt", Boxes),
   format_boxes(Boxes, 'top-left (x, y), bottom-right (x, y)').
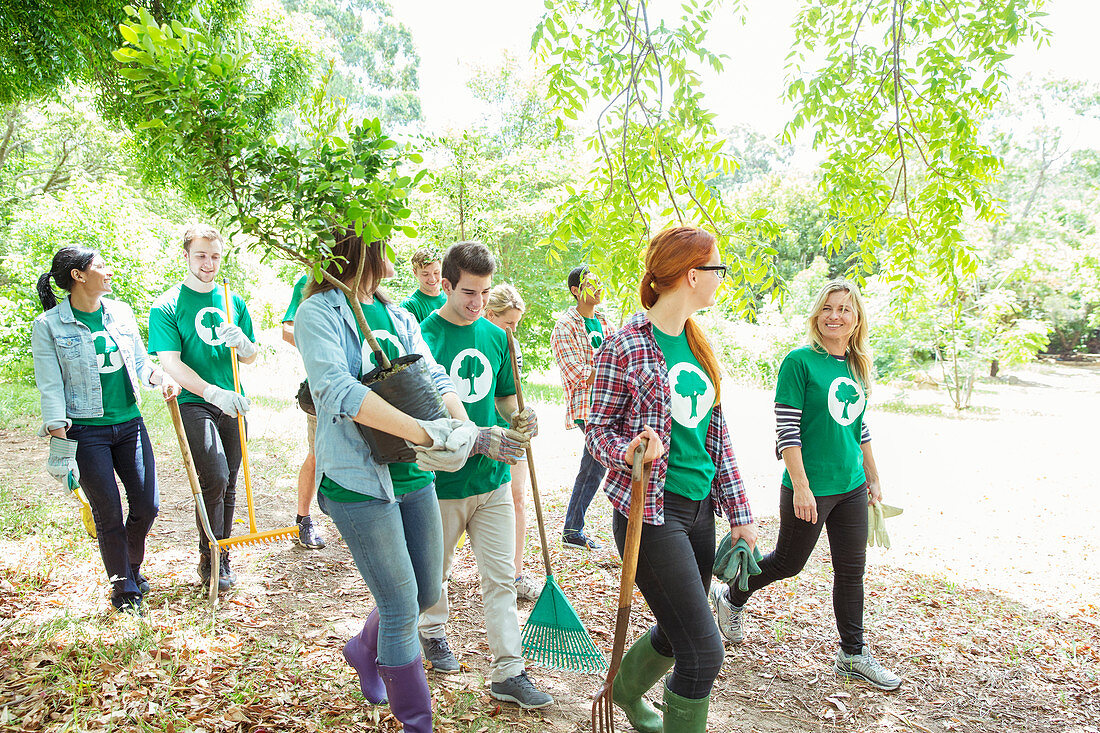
top-left (294, 288), bottom-right (456, 501)
top-left (31, 296), bottom-right (158, 432)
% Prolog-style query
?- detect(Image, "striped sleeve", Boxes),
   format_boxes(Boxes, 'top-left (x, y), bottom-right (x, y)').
top-left (861, 419), bottom-right (871, 444)
top-left (775, 402), bottom-right (802, 460)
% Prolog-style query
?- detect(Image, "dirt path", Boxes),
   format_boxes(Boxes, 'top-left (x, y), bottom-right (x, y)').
top-left (1, 338), bottom-right (1098, 732)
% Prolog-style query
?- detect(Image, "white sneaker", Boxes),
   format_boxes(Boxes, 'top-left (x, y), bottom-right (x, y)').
top-left (514, 575), bottom-right (542, 601)
top-left (709, 582), bottom-right (744, 644)
top-left (834, 646), bottom-right (902, 691)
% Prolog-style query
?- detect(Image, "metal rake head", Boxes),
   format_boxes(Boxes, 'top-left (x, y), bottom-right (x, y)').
top-left (592, 678), bottom-right (615, 733)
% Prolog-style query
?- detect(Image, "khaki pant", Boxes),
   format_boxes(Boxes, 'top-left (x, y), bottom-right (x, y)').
top-left (418, 483), bottom-right (524, 682)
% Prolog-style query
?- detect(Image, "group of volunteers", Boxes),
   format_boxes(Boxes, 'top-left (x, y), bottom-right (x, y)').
top-left (32, 220), bottom-right (901, 733)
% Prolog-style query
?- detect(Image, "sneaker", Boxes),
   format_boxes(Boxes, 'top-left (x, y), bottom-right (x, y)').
top-left (834, 646), bottom-right (902, 691)
top-left (490, 671), bottom-right (554, 710)
top-left (220, 555), bottom-right (237, 586)
top-left (132, 568), bottom-right (150, 596)
top-left (420, 635), bottom-right (460, 674)
top-left (562, 532), bottom-right (602, 551)
top-left (709, 583), bottom-right (744, 644)
top-left (198, 556), bottom-right (231, 592)
top-left (514, 575), bottom-right (542, 602)
top-left (297, 515), bottom-right (326, 550)
top-left (112, 595), bottom-right (144, 617)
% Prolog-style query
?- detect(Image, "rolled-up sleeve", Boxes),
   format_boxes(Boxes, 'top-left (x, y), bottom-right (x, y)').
top-left (295, 299), bottom-right (371, 419)
top-left (393, 308), bottom-right (455, 397)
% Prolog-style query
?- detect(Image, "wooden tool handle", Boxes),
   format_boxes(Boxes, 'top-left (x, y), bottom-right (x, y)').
top-left (505, 329), bottom-right (553, 577)
top-left (607, 439), bottom-right (650, 680)
top-left (222, 281), bottom-right (257, 535)
top-left (168, 395), bottom-right (221, 603)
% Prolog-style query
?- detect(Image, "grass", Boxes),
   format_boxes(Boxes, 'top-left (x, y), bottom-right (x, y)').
top-left (0, 380), bottom-right (40, 429)
top-left (522, 381), bottom-right (564, 404)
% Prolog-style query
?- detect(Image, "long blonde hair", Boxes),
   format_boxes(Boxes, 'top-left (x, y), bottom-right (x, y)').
top-left (807, 279), bottom-right (872, 391)
top-left (640, 227), bottom-right (723, 402)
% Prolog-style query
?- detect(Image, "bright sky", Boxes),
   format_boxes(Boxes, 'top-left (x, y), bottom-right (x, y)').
top-left (393, 0), bottom-right (1100, 141)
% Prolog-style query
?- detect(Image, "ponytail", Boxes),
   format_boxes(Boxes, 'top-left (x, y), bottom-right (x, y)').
top-left (37, 272), bottom-right (58, 311)
top-left (640, 226), bottom-right (723, 401)
top-left (38, 246), bottom-right (97, 312)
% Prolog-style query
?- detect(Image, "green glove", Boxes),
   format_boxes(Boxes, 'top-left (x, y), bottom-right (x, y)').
top-left (867, 503), bottom-right (903, 549)
top-left (713, 533), bottom-right (763, 591)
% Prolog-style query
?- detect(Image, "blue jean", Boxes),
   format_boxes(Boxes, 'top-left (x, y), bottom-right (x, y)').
top-left (563, 440), bottom-right (607, 537)
top-left (318, 483), bottom-right (444, 666)
top-left (67, 417), bottom-right (159, 604)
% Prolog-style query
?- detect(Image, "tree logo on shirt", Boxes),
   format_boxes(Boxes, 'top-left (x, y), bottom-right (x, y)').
top-left (449, 348), bottom-right (492, 403)
top-left (588, 330), bottom-right (603, 349)
top-left (667, 363), bottom-right (715, 429)
top-left (827, 377), bottom-right (866, 426)
top-left (194, 307), bottom-right (226, 346)
top-left (92, 331), bottom-right (123, 374)
top-left (361, 330), bottom-right (405, 370)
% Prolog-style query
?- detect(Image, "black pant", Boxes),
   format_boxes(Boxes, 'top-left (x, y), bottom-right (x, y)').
top-left (180, 401), bottom-right (243, 555)
top-left (613, 491), bottom-right (724, 699)
top-left (728, 484), bottom-right (868, 655)
top-left (68, 418), bottom-right (158, 604)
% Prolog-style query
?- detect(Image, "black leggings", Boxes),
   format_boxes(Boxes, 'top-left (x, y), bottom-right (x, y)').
top-left (728, 484), bottom-right (868, 655)
top-left (613, 491), bottom-right (724, 700)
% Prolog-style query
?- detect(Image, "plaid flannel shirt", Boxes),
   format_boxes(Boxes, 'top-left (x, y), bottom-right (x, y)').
top-left (585, 312), bottom-right (753, 527)
top-left (550, 305), bottom-right (612, 428)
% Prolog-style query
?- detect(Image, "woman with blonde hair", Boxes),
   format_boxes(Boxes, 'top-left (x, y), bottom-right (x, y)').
top-left (586, 226), bottom-right (755, 733)
top-left (482, 283), bottom-right (540, 602)
top-left (709, 279), bottom-right (902, 691)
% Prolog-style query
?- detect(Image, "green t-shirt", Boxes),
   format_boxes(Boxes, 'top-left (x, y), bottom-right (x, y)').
top-left (583, 315), bottom-right (605, 350)
top-left (282, 275), bottom-right (308, 323)
top-left (70, 305), bottom-right (141, 426)
top-left (401, 289), bottom-right (447, 324)
top-left (775, 345), bottom-right (867, 496)
top-left (420, 313), bottom-right (515, 500)
top-left (652, 325), bottom-right (716, 501)
top-left (318, 298), bottom-right (435, 502)
top-left (148, 283), bottom-right (255, 405)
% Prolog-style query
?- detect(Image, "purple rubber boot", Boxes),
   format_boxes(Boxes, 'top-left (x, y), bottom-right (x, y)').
top-left (379, 654), bottom-right (433, 733)
top-left (343, 608), bottom-right (387, 704)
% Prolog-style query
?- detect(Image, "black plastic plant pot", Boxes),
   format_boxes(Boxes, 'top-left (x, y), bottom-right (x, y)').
top-left (356, 353), bottom-right (447, 464)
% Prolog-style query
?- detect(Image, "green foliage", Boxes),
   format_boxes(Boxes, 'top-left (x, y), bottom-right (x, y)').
top-left (784, 0), bottom-right (1049, 295)
top-left (533, 0), bottom-right (780, 323)
top-left (114, 5), bottom-right (424, 341)
top-left (0, 176), bottom-right (192, 378)
top-left (0, 0), bottom-right (246, 106)
top-left (279, 0), bottom-right (421, 125)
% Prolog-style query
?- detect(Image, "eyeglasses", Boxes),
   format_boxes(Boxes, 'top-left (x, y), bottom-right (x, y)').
top-left (695, 264), bottom-right (727, 280)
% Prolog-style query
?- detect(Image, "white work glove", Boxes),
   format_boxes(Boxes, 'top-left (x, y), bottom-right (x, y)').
top-left (410, 418), bottom-right (479, 473)
top-left (215, 323), bottom-right (258, 359)
top-left (203, 385), bottom-right (251, 417)
top-left (47, 436), bottom-right (79, 484)
top-left (509, 406), bottom-right (538, 439)
top-left (472, 425), bottom-right (527, 465)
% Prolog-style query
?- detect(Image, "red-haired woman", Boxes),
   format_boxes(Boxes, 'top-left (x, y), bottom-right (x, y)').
top-left (586, 226), bottom-right (755, 733)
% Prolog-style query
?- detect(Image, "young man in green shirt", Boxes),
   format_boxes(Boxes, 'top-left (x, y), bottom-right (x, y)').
top-left (148, 224), bottom-right (258, 591)
top-left (280, 275), bottom-right (326, 549)
top-left (416, 242), bottom-right (552, 710)
top-left (400, 246), bottom-right (446, 323)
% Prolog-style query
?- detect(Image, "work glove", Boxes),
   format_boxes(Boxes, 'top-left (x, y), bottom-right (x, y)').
top-left (472, 425), bottom-right (527, 465)
top-left (411, 419), bottom-right (479, 473)
top-left (509, 406), bottom-right (538, 439)
top-left (47, 436), bottom-right (79, 485)
top-left (203, 385), bottom-right (251, 417)
top-left (867, 503), bottom-right (903, 549)
top-left (713, 532), bottom-right (763, 592)
top-left (215, 323), bottom-right (258, 359)
top-left (66, 472), bottom-right (96, 539)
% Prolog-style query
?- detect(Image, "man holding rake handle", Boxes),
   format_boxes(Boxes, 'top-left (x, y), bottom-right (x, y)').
top-left (149, 223), bottom-right (257, 592)
top-left (586, 227), bottom-right (755, 733)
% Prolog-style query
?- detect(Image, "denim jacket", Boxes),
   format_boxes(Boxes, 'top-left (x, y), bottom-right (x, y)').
top-left (31, 296), bottom-right (158, 432)
top-left (294, 288), bottom-right (456, 501)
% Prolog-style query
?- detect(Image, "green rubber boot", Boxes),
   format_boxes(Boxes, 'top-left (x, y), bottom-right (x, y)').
top-left (612, 632), bottom-right (674, 733)
top-left (662, 683), bottom-right (710, 733)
